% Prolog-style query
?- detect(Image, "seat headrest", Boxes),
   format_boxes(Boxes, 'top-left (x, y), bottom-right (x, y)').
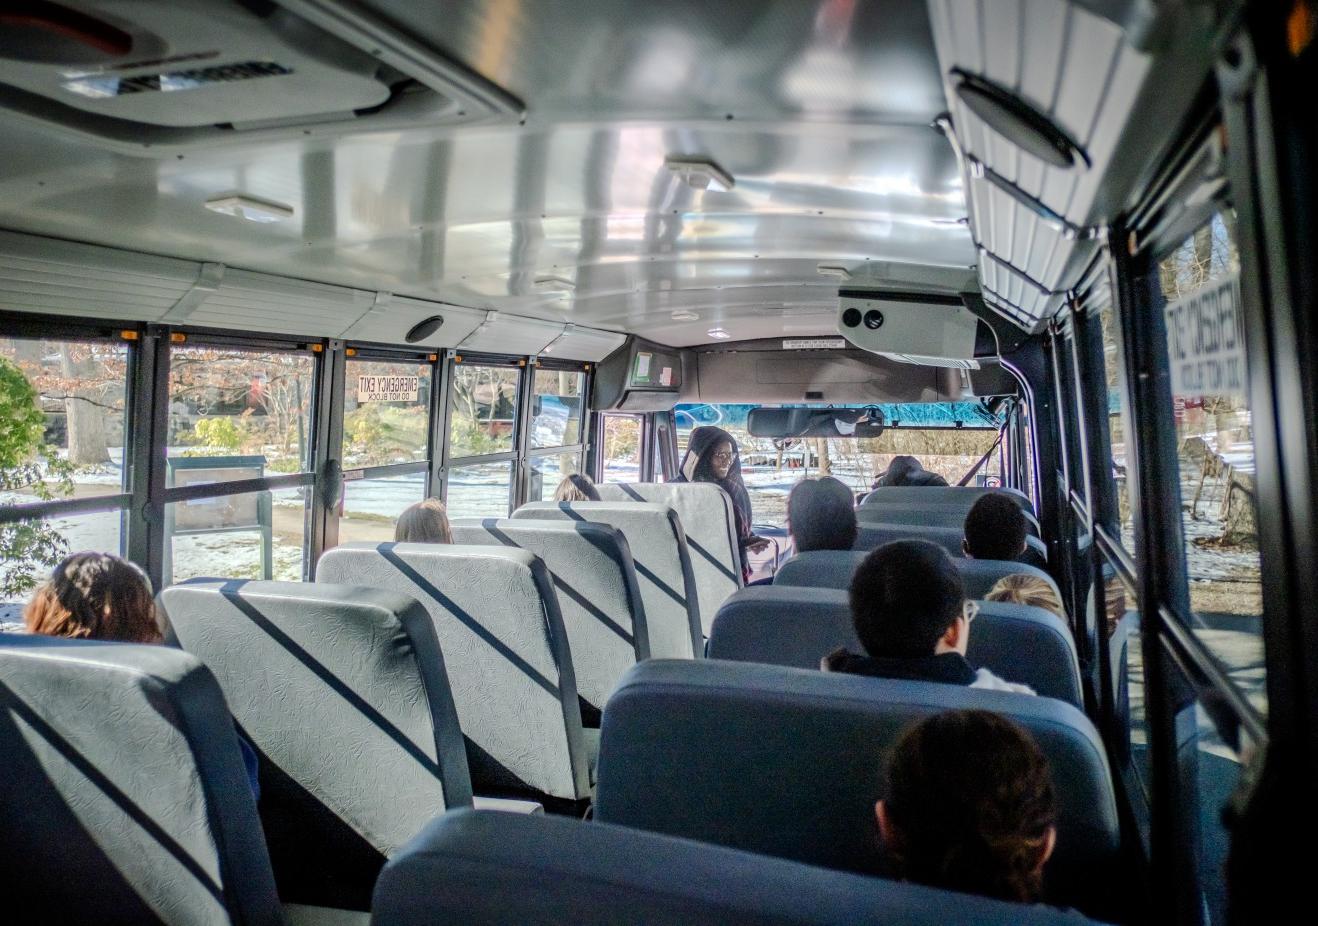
top-left (776, 551), bottom-right (1059, 601)
top-left (373, 810), bottom-right (1107, 926)
top-left (596, 659), bottom-right (1117, 916)
top-left (0, 635), bottom-right (279, 923)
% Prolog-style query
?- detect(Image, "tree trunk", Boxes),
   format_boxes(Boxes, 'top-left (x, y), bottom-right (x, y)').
top-left (59, 345), bottom-right (109, 465)
top-left (815, 438), bottom-right (832, 476)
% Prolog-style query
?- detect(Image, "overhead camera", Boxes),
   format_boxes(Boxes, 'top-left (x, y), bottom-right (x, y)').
top-left (836, 291), bottom-right (979, 365)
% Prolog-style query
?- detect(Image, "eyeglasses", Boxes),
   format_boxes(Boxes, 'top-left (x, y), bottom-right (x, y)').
top-left (962, 600), bottom-right (979, 624)
top-left (710, 451), bottom-right (735, 463)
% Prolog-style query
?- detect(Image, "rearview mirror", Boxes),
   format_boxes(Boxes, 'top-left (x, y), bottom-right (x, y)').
top-left (746, 407), bottom-right (885, 439)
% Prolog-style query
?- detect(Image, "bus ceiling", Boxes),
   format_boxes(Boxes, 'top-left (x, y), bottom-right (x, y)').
top-left (0, 1), bottom-right (1229, 355)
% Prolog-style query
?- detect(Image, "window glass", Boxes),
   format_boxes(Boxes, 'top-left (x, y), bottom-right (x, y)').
top-left (1112, 605), bottom-right (1150, 794)
top-left (529, 452), bottom-right (582, 502)
top-left (1157, 212), bottom-right (1266, 718)
top-left (1097, 303), bottom-right (1137, 549)
top-left (0, 337), bottom-right (129, 601)
top-left (168, 346), bottom-right (314, 476)
top-left (339, 472), bottom-right (427, 544)
top-left (165, 486), bottom-right (308, 584)
top-left (531, 369), bottom-right (584, 448)
top-left (446, 461), bottom-right (513, 519)
top-left (448, 364), bottom-right (518, 458)
top-left (675, 403), bottom-right (1002, 529)
top-left (344, 359), bottom-right (431, 466)
top-left (0, 510), bottom-right (124, 606)
top-left (600, 415), bottom-right (642, 483)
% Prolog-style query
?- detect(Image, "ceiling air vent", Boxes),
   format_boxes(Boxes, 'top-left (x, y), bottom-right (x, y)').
top-left (0, 0), bottom-right (523, 155)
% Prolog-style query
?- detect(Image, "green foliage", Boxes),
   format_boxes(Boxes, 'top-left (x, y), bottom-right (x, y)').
top-left (345, 403), bottom-right (429, 465)
top-left (190, 416), bottom-right (246, 452)
top-left (0, 356), bottom-right (71, 598)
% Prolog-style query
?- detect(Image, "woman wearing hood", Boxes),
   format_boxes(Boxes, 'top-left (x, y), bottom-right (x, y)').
top-left (673, 425), bottom-right (770, 581)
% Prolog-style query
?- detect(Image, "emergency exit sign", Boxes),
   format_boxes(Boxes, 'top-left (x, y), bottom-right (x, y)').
top-left (1164, 273), bottom-right (1246, 398)
top-left (357, 374), bottom-right (419, 403)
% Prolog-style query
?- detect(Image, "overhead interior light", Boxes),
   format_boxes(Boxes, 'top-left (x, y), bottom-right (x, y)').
top-left (951, 69), bottom-right (1089, 170)
top-left (533, 275), bottom-right (576, 292)
top-left (671, 310), bottom-right (700, 321)
top-left (816, 263), bottom-right (852, 279)
top-left (204, 193), bottom-right (294, 223)
top-left (666, 155), bottom-right (735, 192)
top-left (707, 327), bottom-right (731, 340)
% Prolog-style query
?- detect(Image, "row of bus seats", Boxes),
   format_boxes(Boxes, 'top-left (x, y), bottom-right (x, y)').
top-left (0, 484), bottom-right (1112, 922)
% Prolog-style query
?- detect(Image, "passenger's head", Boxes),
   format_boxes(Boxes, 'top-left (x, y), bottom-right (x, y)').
top-left (986, 574), bottom-right (1064, 620)
top-left (553, 473), bottom-right (600, 502)
top-left (962, 494), bottom-right (1027, 561)
top-left (395, 498), bottom-right (453, 544)
top-left (683, 426), bottom-right (739, 483)
top-left (24, 552), bottom-right (161, 643)
top-left (876, 710), bottom-right (1057, 903)
top-left (787, 476), bottom-right (857, 552)
top-left (876, 455), bottom-right (921, 487)
top-left (848, 540), bottom-right (970, 659)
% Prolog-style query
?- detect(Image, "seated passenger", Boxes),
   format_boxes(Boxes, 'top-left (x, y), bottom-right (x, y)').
top-left (986, 574), bottom-right (1065, 620)
top-left (553, 473), bottom-right (601, 502)
top-left (876, 709), bottom-right (1057, 904)
top-left (872, 455), bottom-right (949, 488)
top-left (962, 493), bottom-right (1027, 561)
top-left (787, 476), bottom-right (857, 553)
top-left (822, 540), bottom-right (1034, 694)
top-left (395, 497), bottom-right (453, 543)
top-left (24, 552), bottom-right (262, 799)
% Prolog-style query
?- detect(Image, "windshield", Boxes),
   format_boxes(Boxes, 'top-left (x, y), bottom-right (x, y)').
top-left (674, 403), bottom-right (1006, 529)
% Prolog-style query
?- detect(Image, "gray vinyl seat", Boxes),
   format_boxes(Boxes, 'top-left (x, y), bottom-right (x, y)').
top-left (857, 501), bottom-right (1042, 537)
top-left (596, 482), bottom-right (743, 627)
top-left (450, 518), bottom-right (648, 725)
top-left (159, 579), bottom-right (475, 910)
top-left (705, 586), bottom-right (1082, 706)
top-left (372, 809), bottom-right (1107, 926)
top-left (594, 660), bottom-right (1120, 919)
top-left (512, 501), bottom-right (702, 657)
top-left (861, 485), bottom-right (1034, 512)
top-left (853, 521), bottom-right (1048, 567)
top-left (776, 549), bottom-right (1061, 601)
top-left (0, 635), bottom-right (281, 925)
top-left (316, 543), bottom-right (594, 804)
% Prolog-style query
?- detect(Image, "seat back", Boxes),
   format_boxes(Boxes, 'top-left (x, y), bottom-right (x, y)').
top-left (0, 635), bottom-right (280, 925)
top-left (857, 501), bottom-right (1041, 537)
top-left (316, 543), bottom-right (591, 801)
top-left (861, 485), bottom-right (1034, 512)
top-left (705, 587), bottom-right (1081, 706)
top-left (595, 660), bottom-right (1118, 917)
top-left (372, 810), bottom-right (1106, 926)
top-left (450, 518), bottom-right (647, 720)
top-left (853, 521), bottom-right (1048, 567)
top-left (513, 501), bottom-right (701, 655)
top-left (596, 482), bottom-right (743, 621)
top-left (776, 550), bottom-right (1060, 600)
top-left (159, 579), bottom-right (474, 908)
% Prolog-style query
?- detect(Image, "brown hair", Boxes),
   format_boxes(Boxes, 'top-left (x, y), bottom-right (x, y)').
top-left (985, 574), bottom-right (1065, 620)
top-left (24, 552), bottom-right (162, 644)
top-left (553, 473), bottom-right (600, 502)
top-left (395, 498), bottom-right (453, 544)
top-left (883, 710), bottom-right (1057, 903)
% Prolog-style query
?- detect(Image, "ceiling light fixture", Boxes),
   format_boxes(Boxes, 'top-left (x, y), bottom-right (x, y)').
top-left (671, 310), bottom-right (700, 321)
top-left (666, 155), bottom-right (735, 192)
top-left (533, 275), bottom-right (576, 292)
top-left (204, 193), bottom-right (294, 223)
top-left (707, 327), bottom-right (731, 340)
top-left (815, 263), bottom-right (852, 279)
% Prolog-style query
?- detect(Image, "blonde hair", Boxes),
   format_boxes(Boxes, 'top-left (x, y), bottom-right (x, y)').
top-left (985, 574), bottom-right (1064, 619)
top-left (24, 552), bottom-right (162, 643)
top-left (553, 474), bottom-right (600, 502)
top-left (395, 498), bottom-right (453, 543)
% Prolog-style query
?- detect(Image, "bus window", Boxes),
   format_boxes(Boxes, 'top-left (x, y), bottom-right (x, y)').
top-left (165, 486), bottom-right (309, 585)
top-left (1098, 304), bottom-right (1138, 550)
top-left (339, 357), bottom-right (433, 544)
top-left (1156, 212), bottom-right (1265, 717)
top-left (448, 364), bottom-right (518, 458)
top-left (600, 415), bottom-right (642, 483)
top-left (527, 368), bottom-right (587, 501)
top-left (0, 336), bottom-right (129, 605)
top-left (445, 460), bottom-right (515, 520)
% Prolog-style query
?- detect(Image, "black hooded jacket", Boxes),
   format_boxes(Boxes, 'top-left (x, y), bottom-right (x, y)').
top-left (673, 425), bottom-right (755, 577)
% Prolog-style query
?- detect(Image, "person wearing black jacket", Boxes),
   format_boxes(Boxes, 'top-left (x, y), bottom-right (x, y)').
top-left (673, 425), bottom-right (769, 581)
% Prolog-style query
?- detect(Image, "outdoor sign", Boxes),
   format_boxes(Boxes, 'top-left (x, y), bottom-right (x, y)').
top-left (170, 463), bottom-right (264, 531)
top-left (357, 373), bottom-right (419, 403)
top-left (1164, 273), bottom-right (1247, 398)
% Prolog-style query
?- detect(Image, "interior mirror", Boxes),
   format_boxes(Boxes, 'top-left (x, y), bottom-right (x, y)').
top-left (746, 407), bottom-right (885, 439)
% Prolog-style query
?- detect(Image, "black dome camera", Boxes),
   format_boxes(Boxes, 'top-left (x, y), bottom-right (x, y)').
top-left (863, 309), bottom-right (884, 330)
top-left (841, 307), bottom-right (862, 328)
